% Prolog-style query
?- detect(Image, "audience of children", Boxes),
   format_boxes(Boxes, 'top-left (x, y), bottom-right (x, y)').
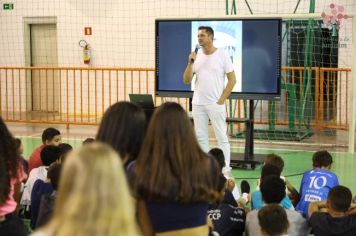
top-left (28, 128), bottom-right (61, 172)
top-left (1, 102), bottom-right (356, 236)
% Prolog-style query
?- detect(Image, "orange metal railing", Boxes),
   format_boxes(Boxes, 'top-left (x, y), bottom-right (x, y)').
top-left (0, 66), bottom-right (352, 131)
top-left (246, 66), bottom-right (350, 131)
top-left (0, 66), bottom-right (155, 125)
top-left (319, 67), bottom-right (351, 130)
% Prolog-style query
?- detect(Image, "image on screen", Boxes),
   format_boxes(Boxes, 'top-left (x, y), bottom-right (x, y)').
top-left (191, 21), bottom-right (242, 92)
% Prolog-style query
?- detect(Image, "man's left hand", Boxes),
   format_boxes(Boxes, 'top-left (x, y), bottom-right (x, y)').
top-left (217, 99), bottom-right (225, 105)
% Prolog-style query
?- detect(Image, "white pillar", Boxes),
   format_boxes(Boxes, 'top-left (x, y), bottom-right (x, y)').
top-left (348, 15), bottom-right (356, 153)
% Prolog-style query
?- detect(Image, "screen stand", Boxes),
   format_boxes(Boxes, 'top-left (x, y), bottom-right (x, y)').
top-left (230, 100), bottom-right (266, 170)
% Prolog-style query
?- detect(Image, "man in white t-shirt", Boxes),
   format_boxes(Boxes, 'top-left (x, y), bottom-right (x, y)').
top-left (183, 26), bottom-right (236, 171)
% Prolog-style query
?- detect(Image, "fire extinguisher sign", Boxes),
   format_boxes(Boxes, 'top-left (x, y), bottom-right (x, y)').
top-left (84, 27), bottom-right (92, 35)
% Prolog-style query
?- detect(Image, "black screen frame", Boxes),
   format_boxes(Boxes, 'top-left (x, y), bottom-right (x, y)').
top-left (155, 17), bottom-right (282, 100)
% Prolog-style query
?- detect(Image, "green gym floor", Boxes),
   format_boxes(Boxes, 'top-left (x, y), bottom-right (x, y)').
top-left (8, 123), bottom-right (356, 195)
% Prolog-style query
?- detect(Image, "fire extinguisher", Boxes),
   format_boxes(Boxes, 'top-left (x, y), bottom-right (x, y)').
top-left (83, 44), bottom-right (91, 64)
top-left (79, 40), bottom-right (91, 65)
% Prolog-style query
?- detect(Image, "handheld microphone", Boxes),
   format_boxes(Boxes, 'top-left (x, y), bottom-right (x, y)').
top-left (190, 44), bottom-right (199, 63)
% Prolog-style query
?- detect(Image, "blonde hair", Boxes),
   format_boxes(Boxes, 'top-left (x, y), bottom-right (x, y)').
top-left (39, 143), bottom-right (139, 236)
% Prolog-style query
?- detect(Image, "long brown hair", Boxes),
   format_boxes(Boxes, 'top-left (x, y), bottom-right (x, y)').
top-left (0, 116), bottom-right (20, 205)
top-left (96, 101), bottom-right (146, 165)
top-left (133, 102), bottom-right (219, 203)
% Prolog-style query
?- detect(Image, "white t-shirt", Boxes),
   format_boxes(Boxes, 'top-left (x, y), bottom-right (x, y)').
top-left (20, 166), bottom-right (48, 206)
top-left (192, 49), bottom-right (234, 105)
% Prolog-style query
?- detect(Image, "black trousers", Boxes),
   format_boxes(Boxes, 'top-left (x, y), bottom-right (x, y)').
top-left (0, 212), bottom-right (28, 236)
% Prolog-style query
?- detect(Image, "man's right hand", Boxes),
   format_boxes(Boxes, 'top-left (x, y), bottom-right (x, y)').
top-left (183, 52), bottom-right (195, 84)
top-left (188, 51), bottom-right (197, 64)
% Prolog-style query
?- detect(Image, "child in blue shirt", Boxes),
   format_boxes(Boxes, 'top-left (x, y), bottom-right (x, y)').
top-left (296, 150), bottom-right (339, 217)
top-left (251, 164), bottom-right (293, 210)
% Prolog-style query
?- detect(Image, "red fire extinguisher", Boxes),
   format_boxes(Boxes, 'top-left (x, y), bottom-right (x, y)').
top-left (79, 40), bottom-right (91, 65)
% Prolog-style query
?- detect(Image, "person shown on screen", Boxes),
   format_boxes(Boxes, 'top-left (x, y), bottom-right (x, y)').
top-left (183, 26), bottom-right (236, 174)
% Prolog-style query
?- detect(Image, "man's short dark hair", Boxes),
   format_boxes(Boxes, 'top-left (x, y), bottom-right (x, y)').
top-left (265, 154), bottom-right (284, 173)
top-left (208, 148), bottom-right (225, 170)
top-left (328, 185), bottom-right (352, 212)
top-left (41, 128), bottom-right (60, 143)
top-left (261, 164), bottom-right (281, 179)
top-left (47, 163), bottom-right (62, 190)
top-left (260, 175), bottom-right (286, 204)
top-left (312, 150), bottom-right (333, 168)
top-left (40, 145), bottom-right (61, 166)
top-left (258, 204), bottom-right (289, 236)
top-left (198, 26), bottom-right (214, 38)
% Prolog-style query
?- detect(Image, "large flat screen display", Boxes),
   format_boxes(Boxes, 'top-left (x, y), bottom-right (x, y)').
top-left (155, 18), bottom-right (281, 99)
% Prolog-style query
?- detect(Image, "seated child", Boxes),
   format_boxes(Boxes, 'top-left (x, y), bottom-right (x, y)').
top-left (251, 164), bottom-right (293, 210)
top-left (209, 148), bottom-right (240, 201)
top-left (258, 204), bottom-right (289, 236)
top-left (21, 145), bottom-right (61, 207)
top-left (28, 128), bottom-right (61, 172)
top-left (36, 163), bottom-right (62, 228)
top-left (260, 154), bottom-right (300, 206)
top-left (207, 175), bottom-right (245, 236)
top-left (296, 150), bottom-right (339, 217)
top-left (308, 185), bottom-right (356, 236)
top-left (58, 143), bottom-right (73, 163)
top-left (30, 163), bottom-right (60, 229)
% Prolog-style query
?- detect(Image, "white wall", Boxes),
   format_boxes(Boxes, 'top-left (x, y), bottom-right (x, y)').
top-left (0, 0), bottom-right (226, 68)
top-left (0, 0), bottom-right (354, 67)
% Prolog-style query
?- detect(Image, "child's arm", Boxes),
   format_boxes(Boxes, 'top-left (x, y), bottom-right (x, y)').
top-left (226, 178), bottom-right (235, 192)
top-left (347, 203), bottom-right (356, 216)
top-left (285, 178), bottom-right (299, 200)
top-left (256, 178), bottom-right (260, 188)
top-left (308, 201), bottom-right (327, 218)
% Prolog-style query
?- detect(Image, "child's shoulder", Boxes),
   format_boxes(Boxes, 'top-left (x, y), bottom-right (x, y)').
top-left (302, 168), bottom-right (339, 181)
top-left (302, 169), bottom-right (313, 176)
